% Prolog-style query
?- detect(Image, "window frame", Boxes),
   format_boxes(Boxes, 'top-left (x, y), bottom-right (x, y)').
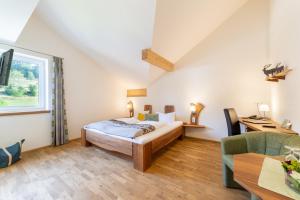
top-left (0, 49), bottom-right (50, 113)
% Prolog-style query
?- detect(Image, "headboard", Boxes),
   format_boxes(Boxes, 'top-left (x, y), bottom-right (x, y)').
top-left (164, 105), bottom-right (175, 113)
top-left (144, 105), bottom-right (152, 114)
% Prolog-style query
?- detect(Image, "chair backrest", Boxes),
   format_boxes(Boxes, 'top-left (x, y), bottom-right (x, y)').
top-left (224, 108), bottom-right (241, 136)
top-left (244, 131), bottom-right (295, 156)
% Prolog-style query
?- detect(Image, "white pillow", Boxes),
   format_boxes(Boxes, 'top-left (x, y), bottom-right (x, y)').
top-left (157, 112), bottom-right (176, 124)
top-left (116, 117), bottom-right (140, 124)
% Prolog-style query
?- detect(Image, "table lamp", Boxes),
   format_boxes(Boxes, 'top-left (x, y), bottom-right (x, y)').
top-left (258, 104), bottom-right (270, 119)
top-left (126, 88), bottom-right (147, 118)
top-left (190, 103), bottom-right (204, 125)
top-left (127, 101), bottom-right (134, 118)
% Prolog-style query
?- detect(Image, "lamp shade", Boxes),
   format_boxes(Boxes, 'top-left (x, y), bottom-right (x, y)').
top-left (127, 88), bottom-right (147, 97)
top-left (127, 101), bottom-right (133, 110)
top-left (259, 104), bottom-right (270, 112)
top-left (190, 103), bottom-right (196, 112)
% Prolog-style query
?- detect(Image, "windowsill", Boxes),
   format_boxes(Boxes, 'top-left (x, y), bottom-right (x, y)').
top-left (0, 110), bottom-right (51, 117)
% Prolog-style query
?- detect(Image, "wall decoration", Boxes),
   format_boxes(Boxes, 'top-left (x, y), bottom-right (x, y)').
top-left (190, 103), bottom-right (205, 125)
top-left (262, 62), bottom-right (292, 82)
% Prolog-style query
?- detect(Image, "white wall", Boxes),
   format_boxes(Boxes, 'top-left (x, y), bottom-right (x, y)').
top-left (269, 0), bottom-right (300, 132)
top-left (3, 0), bottom-right (299, 150)
top-left (0, 13), bottom-right (127, 151)
top-left (135, 0), bottom-right (271, 141)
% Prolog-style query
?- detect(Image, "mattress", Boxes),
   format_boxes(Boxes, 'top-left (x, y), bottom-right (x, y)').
top-left (85, 121), bottom-right (183, 145)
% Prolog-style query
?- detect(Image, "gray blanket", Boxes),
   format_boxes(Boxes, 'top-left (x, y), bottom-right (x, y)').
top-left (85, 120), bottom-right (155, 138)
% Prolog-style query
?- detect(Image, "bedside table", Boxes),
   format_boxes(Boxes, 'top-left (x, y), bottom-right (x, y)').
top-left (182, 123), bottom-right (206, 139)
top-left (183, 122), bottom-right (206, 128)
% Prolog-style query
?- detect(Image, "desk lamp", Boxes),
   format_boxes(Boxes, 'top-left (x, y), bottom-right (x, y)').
top-left (258, 104), bottom-right (270, 120)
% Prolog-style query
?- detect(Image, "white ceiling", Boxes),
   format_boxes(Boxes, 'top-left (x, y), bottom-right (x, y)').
top-left (148, 0), bottom-right (248, 83)
top-left (152, 0), bottom-right (248, 62)
top-left (0, 0), bottom-right (39, 42)
top-left (36, 0), bottom-right (156, 87)
top-left (33, 0), bottom-right (247, 86)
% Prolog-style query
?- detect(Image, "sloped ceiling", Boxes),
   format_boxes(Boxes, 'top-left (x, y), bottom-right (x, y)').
top-left (152, 0), bottom-right (248, 62)
top-left (36, 0), bottom-right (156, 87)
top-left (35, 0), bottom-right (248, 86)
top-left (0, 0), bottom-right (39, 42)
top-left (149, 0), bottom-right (248, 83)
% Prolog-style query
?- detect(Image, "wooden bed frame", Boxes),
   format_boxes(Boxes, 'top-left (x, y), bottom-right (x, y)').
top-left (81, 105), bottom-right (184, 172)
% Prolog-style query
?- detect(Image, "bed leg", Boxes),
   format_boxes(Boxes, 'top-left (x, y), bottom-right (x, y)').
top-left (179, 126), bottom-right (185, 140)
top-left (81, 128), bottom-right (91, 147)
top-left (133, 143), bottom-right (152, 172)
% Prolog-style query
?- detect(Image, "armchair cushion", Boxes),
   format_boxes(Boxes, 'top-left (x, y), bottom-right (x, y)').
top-left (265, 132), bottom-right (290, 155)
top-left (221, 134), bottom-right (247, 155)
top-left (245, 132), bottom-right (266, 154)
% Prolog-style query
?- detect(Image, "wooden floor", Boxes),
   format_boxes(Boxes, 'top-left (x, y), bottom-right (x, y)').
top-left (0, 138), bottom-right (249, 200)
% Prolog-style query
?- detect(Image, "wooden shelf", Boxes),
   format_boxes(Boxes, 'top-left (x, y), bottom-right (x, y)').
top-left (183, 123), bottom-right (205, 128)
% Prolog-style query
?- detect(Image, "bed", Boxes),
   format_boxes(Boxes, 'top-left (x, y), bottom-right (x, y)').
top-left (81, 105), bottom-right (184, 172)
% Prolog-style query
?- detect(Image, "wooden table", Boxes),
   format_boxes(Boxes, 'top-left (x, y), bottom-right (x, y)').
top-left (239, 118), bottom-right (297, 135)
top-left (234, 153), bottom-right (292, 200)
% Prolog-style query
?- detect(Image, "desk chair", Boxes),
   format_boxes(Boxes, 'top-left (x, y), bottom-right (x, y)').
top-left (224, 108), bottom-right (241, 136)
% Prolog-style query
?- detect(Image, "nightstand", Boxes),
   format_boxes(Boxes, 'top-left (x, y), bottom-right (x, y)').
top-left (183, 122), bottom-right (206, 128)
top-left (182, 122), bottom-right (206, 139)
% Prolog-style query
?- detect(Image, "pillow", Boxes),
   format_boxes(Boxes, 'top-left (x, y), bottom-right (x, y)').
top-left (157, 112), bottom-right (176, 124)
top-left (0, 139), bottom-right (25, 168)
top-left (137, 113), bottom-right (146, 121)
top-left (145, 113), bottom-right (159, 121)
top-left (134, 110), bottom-right (149, 118)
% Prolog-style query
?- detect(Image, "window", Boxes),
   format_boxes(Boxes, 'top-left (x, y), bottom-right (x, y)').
top-left (0, 51), bottom-right (49, 113)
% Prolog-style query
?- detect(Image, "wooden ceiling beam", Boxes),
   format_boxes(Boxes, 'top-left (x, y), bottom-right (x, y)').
top-left (142, 49), bottom-right (174, 72)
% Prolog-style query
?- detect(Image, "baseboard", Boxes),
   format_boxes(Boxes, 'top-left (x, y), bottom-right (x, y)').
top-left (23, 137), bottom-right (81, 154)
top-left (185, 136), bottom-right (220, 143)
top-left (23, 144), bottom-right (51, 154)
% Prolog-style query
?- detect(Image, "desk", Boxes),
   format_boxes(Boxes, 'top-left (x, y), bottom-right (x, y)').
top-left (239, 118), bottom-right (297, 135)
top-left (234, 153), bottom-right (291, 200)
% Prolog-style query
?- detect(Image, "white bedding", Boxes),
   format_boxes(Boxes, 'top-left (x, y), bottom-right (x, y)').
top-left (85, 121), bottom-right (183, 144)
top-left (137, 121), bottom-right (166, 129)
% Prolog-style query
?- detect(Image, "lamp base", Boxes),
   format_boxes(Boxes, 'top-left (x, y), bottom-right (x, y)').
top-left (129, 110), bottom-right (134, 118)
top-left (190, 114), bottom-right (198, 125)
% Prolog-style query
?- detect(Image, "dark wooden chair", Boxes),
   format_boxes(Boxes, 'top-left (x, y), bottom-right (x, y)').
top-left (224, 108), bottom-right (241, 136)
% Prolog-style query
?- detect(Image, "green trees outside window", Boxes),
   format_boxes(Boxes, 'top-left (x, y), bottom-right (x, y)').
top-left (0, 59), bottom-right (39, 107)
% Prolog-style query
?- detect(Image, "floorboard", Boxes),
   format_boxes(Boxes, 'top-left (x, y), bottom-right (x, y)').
top-left (0, 138), bottom-right (249, 200)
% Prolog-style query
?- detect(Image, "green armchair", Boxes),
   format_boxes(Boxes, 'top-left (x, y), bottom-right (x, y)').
top-left (221, 131), bottom-right (300, 189)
